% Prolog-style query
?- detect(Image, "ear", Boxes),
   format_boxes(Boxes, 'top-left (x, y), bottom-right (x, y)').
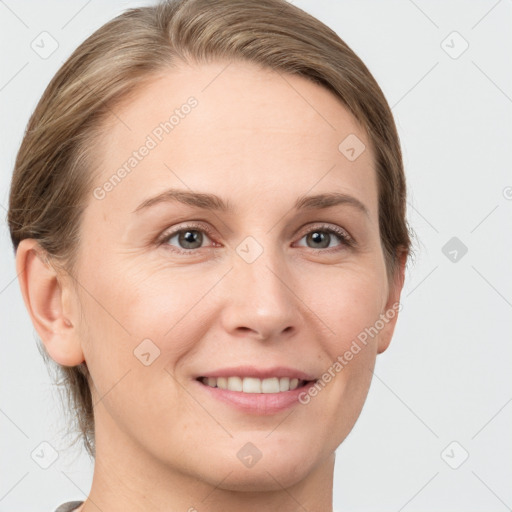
top-left (377, 249), bottom-right (408, 355)
top-left (16, 239), bottom-right (85, 367)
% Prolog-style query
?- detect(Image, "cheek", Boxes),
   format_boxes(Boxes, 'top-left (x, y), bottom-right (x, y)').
top-left (76, 262), bottom-right (213, 385)
top-left (304, 267), bottom-right (385, 409)
top-left (313, 267), bottom-right (387, 351)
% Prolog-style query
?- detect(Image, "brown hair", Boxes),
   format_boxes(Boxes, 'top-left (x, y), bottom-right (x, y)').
top-left (8, 0), bottom-right (413, 459)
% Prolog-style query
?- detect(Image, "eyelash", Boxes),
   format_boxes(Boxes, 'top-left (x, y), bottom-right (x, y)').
top-left (157, 222), bottom-right (355, 256)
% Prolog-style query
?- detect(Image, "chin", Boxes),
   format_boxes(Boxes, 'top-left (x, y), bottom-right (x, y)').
top-left (212, 462), bottom-right (313, 492)
top-left (194, 446), bottom-right (321, 492)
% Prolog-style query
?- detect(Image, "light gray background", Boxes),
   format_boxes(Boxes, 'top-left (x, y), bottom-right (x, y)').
top-left (1, 1), bottom-right (511, 511)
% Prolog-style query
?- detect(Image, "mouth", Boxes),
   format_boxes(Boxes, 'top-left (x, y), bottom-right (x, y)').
top-left (196, 376), bottom-right (315, 393)
top-left (192, 365), bottom-right (319, 414)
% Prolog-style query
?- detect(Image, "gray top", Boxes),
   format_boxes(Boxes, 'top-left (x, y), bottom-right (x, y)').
top-left (54, 501), bottom-right (84, 512)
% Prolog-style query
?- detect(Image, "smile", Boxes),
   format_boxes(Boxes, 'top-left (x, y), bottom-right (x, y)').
top-left (197, 376), bottom-right (310, 393)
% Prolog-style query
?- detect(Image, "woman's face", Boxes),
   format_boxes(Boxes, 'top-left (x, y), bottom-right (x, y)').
top-left (70, 60), bottom-right (403, 490)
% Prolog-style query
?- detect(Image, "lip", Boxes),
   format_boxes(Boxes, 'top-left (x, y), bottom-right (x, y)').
top-left (196, 365), bottom-right (317, 381)
top-left (193, 366), bottom-right (318, 415)
top-left (194, 377), bottom-right (317, 415)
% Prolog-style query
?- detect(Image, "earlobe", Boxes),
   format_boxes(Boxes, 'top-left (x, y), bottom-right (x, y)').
top-left (376, 249), bottom-right (408, 355)
top-left (16, 239), bottom-right (85, 367)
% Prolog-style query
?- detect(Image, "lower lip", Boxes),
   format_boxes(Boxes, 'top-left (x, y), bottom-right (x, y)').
top-left (194, 379), bottom-right (317, 415)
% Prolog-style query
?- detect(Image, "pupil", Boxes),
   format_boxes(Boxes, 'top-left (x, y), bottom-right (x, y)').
top-left (309, 231), bottom-right (329, 248)
top-left (181, 230), bottom-right (202, 248)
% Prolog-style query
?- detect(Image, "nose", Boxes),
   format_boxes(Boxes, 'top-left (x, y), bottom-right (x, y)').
top-left (219, 245), bottom-right (302, 342)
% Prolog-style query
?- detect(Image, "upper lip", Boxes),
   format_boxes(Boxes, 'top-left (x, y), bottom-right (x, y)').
top-left (197, 366), bottom-right (317, 381)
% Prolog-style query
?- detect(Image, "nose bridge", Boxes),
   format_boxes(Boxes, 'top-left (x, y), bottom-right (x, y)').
top-left (221, 235), bottom-right (300, 340)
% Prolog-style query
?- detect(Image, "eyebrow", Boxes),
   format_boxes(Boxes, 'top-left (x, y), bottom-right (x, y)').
top-left (132, 188), bottom-right (370, 217)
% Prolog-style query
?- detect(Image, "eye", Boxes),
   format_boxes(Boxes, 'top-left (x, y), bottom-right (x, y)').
top-left (158, 223), bottom-right (217, 255)
top-left (295, 224), bottom-right (354, 252)
top-left (158, 222), bottom-right (354, 255)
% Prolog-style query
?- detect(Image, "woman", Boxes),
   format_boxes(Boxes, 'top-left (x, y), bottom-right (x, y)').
top-left (8, 0), bottom-right (412, 510)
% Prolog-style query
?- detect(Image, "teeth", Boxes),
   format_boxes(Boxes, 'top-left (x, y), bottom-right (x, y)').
top-left (201, 376), bottom-right (305, 393)
top-left (243, 377), bottom-right (262, 393)
top-left (261, 377), bottom-right (279, 393)
top-left (227, 376), bottom-right (242, 392)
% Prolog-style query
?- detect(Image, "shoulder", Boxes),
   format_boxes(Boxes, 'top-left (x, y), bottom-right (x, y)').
top-left (53, 500), bottom-right (84, 512)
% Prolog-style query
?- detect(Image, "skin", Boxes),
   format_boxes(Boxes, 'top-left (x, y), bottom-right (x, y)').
top-left (17, 60), bottom-right (406, 512)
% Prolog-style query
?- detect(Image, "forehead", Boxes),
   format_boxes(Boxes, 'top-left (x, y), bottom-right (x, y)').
top-left (90, 60), bottom-right (377, 220)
